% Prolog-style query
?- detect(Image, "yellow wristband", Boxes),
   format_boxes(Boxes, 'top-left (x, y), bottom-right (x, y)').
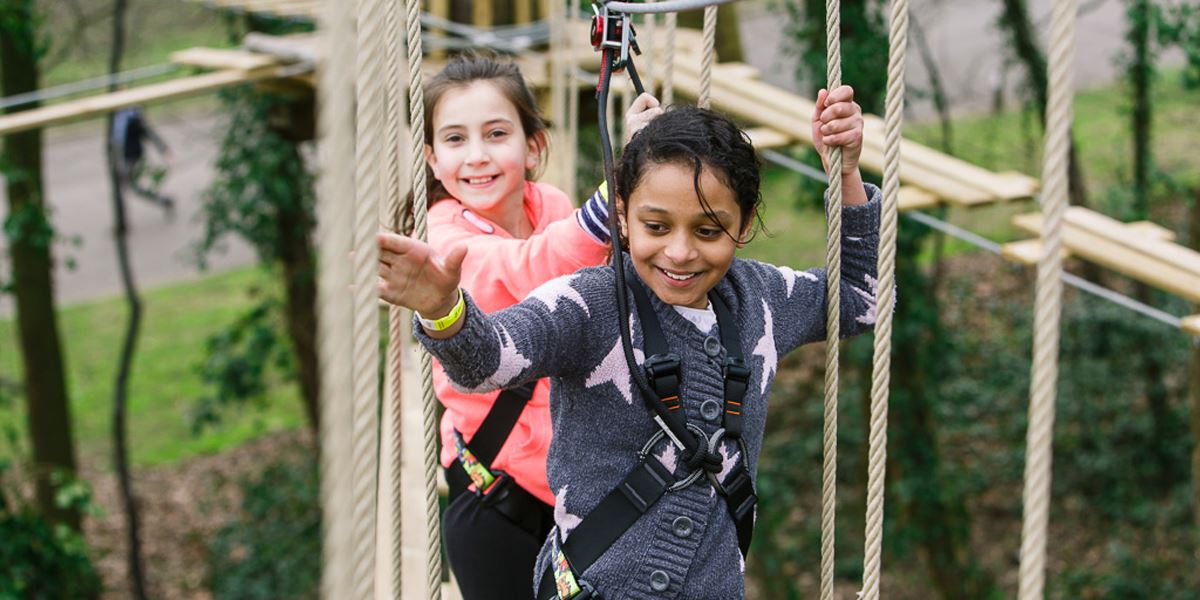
top-left (417, 289), bottom-right (465, 332)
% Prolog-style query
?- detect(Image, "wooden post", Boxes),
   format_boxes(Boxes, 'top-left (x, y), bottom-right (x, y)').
top-left (515, 0), bottom-right (532, 25)
top-left (473, 0), bottom-right (492, 28)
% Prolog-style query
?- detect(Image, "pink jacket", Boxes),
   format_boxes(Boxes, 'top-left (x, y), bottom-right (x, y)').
top-left (430, 181), bottom-right (608, 505)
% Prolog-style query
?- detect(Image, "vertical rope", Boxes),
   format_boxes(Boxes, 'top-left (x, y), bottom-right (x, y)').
top-left (381, 0), bottom-right (407, 594)
top-left (1018, 0), bottom-right (1076, 597)
top-left (404, 0), bottom-right (443, 596)
top-left (317, 0), bottom-right (356, 597)
top-left (820, 0), bottom-right (843, 597)
top-left (662, 11), bottom-right (676, 105)
top-left (697, 5), bottom-right (717, 109)
top-left (351, 1), bottom-right (385, 597)
top-left (549, 0), bottom-right (568, 190)
top-left (860, 0), bottom-right (906, 597)
top-left (567, 0), bottom-right (581, 199)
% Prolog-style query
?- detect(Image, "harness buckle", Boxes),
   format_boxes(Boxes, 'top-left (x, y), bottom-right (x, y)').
top-left (643, 353), bottom-right (681, 403)
top-left (474, 468), bottom-right (514, 507)
top-left (720, 467), bottom-right (757, 522)
top-left (723, 357), bottom-right (750, 437)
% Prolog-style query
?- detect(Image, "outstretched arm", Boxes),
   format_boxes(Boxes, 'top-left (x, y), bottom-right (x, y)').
top-left (378, 232), bottom-right (467, 339)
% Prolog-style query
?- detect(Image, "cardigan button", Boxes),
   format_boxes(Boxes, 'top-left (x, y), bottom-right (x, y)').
top-left (649, 569), bottom-right (670, 591)
top-left (700, 399), bottom-right (721, 422)
top-left (703, 335), bottom-right (722, 357)
top-left (672, 516), bottom-right (694, 538)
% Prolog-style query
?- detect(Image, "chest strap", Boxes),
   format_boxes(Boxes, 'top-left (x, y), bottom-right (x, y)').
top-left (537, 281), bottom-right (758, 600)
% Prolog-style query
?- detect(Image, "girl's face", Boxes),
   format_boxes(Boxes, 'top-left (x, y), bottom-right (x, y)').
top-left (621, 162), bottom-right (748, 309)
top-left (425, 81), bottom-right (542, 217)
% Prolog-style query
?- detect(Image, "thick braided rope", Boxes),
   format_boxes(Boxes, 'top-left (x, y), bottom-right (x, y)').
top-left (351, 1), bottom-right (385, 597)
top-left (697, 5), bottom-right (717, 109)
top-left (549, 0), bottom-right (569, 189)
top-left (567, 0), bottom-right (580, 199)
top-left (382, 0), bottom-right (406, 592)
top-left (1018, 0), bottom-right (1075, 598)
top-left (404, 0), bottom-right (443, 596)
top-left (820, 0), bottom-right (843, 598)
top-left (316, 1), bottom-right (355, 597)
top-left (662, 11), bottom-right (676, 105)
top-left (860, 0), bottom-right (906, 598)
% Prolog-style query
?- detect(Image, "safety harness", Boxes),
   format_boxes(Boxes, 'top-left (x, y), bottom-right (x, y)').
top-left (535, 278), bottom-right (758, 600)
top-left (444, 381), bottom-right (552, 537)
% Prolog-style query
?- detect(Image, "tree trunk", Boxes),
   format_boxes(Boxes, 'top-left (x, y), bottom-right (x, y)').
top-left (0, 0), bottom-right (81, 531)
top-left (998, 0), bottom-right (1091, 210)
top-left (891, 227), bottom-right (996, 599)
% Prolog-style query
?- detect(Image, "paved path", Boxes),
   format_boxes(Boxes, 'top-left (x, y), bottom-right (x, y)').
top-left (0, 105), bottom-right (255, 316)
top-left (1, 0), bottom-right (1165, 316)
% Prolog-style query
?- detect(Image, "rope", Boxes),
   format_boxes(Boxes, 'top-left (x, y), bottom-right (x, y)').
top-left (550, 0), bottom-right (569, 190)
top-left (860, 0), bottom-right (906, 596)
top-left (405, 0), bottom-right (444, 595)
top-left (820, 0), bottom-right (843, 597)
top-left (316, 0), bottom-right (356, 596)
top-left (381, 0), bottom-right (407, 593)
top-left (351, 0), bottom-right (384, 597)
top-left (568, 0), bottom-right (581, 199)
top-left (1018, 0), bottom-right (1076, 597)
top-left (662, 10), bottom-right (676, 105)
top-left (697, 5), bottom-right (717, 109)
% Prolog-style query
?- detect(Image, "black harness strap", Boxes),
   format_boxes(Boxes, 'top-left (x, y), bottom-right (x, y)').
top-left (463, 381), bottom-right (536, 468)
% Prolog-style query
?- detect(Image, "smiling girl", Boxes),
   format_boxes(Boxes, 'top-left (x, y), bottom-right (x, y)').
top-left (381, 85), bottom-right (880, 598)
top-left (408, 54), bottom-right (659, 599)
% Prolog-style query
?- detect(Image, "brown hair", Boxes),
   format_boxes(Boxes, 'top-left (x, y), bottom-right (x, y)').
top-left (425, 52), bottom-right (549, 194)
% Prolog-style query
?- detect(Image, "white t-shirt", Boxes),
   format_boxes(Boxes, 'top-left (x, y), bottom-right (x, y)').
top-left (672, 303), bottom-right (717, 334)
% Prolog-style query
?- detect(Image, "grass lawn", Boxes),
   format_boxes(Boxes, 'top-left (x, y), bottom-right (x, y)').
top-left (0, 266), bottom-right (306, 470)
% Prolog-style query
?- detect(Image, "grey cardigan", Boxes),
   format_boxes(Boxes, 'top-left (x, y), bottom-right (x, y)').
top-left (418, 184), bottom-right (883, 599)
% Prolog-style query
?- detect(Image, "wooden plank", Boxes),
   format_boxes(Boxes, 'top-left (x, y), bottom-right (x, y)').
top-left (1000, 238), bottom-right (1070, 266)
top-left (744, 126), bottom-right (791, 150)
top-left (170, 46), bottom-right (281, 71)
top-left (0, 67), bottom-right (289, 136)
top-left (714, 62), bottom-right (761, 81)
top-left (1183, 315), bottom-right (1200, 337)
top-left (1064, 207), bottom-right (1200, 277)
top-left (898, 186), bottom-right (940, 211)
top-left (1012, 212), bottom-right (1200, 303)
top-left (1126, 220), bottom-right (1176, 242)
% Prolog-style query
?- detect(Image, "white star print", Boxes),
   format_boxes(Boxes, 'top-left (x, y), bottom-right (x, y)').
top-left (554, 486), bottom-right (583, 541)
top-left (852, 273), bottom-right (881, 326)
top-left (717, 442), bottom-right (741, 483)
top-left (485, 324), bottom-right (532, 388)
top-left (656, 444), bottom-right (678, 475)
top-left (751, 300), bottom-right (777, 394)
top-left (527, 274), bottom-right (589, 316)
top-left (584, 319), bottom-right (644, 404)
top-left (778, 266), bottom-right (818, 297)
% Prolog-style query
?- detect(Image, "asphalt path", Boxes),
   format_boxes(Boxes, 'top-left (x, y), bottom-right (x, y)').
top-left (0, 0), bottom-right (1165, 316)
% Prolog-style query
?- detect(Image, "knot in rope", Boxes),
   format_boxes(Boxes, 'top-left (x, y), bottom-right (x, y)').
top-left (684, 437), bottom-right (723, 474)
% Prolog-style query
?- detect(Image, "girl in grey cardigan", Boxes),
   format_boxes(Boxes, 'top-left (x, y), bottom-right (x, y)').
top-left (379, 85), bottom-right (882, 599)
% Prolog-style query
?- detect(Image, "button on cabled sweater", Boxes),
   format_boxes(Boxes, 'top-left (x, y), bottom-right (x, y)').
top-left (417, 183), bottom-right (884, 599)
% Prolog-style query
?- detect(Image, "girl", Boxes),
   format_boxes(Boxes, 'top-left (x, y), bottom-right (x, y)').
top-left (380, 86), bottom-right (879, 598)
top-left (411, 53), bottom-right (661, 599)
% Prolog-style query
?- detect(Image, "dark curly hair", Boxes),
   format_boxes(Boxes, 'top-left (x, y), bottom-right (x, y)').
top-left (615, 105), bottom-right (762, 243)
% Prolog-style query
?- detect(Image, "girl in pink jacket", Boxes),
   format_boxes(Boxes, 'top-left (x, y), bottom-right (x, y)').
top-left (415, 53), bottom-right (659, 599)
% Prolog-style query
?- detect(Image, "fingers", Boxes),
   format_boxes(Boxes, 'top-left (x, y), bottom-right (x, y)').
top-left (811, 88), bottom-right (829, 126)
top-left (443, 244), bottom-right (468, 277)
top-left (629, 92), bottom-right (661, 112)
top-left (378, 231), bottom-right (414, 254)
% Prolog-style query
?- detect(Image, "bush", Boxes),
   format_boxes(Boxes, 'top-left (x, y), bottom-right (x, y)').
top-left (0, 463), bottom-right (101, 600)
top-left (206, 453), bottom-right (321, 599)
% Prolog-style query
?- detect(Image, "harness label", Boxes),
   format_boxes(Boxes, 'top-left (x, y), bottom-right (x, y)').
top-left (453, 430), bottom-right (495, 491)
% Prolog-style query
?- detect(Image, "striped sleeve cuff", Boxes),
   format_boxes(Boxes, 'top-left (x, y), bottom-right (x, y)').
top-left (576, 184), bottom-right (611, 244)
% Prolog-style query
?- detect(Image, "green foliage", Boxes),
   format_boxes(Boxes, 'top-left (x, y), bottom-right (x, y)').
top-left (0, 0), bottom-right (49, 63)
top-left (1057, 541), bottom-right (1200, 600)
top-left (781, 0), bottom-right (890, 112)
top-left (196, 86), bottom-right (315, 268)
top-left (206, 454), bottom-right (321, 600)
top-left (1157, 3), bottom-right (1200, 88)
top-left (192, 294), bottom-right (292, 433)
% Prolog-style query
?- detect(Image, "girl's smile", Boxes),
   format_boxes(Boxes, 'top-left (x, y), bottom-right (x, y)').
top-left (621, 161), bottom-right (749, 309)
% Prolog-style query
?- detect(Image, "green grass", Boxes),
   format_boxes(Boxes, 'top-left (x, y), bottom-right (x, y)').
top-left (0, 266), bottom-right (305, 470)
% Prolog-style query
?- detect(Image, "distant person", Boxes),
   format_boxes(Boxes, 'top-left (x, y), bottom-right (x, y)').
top-left (110, 106), bottom-right (174, 214)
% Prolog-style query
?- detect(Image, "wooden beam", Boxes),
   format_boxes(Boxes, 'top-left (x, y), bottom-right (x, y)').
top-left (1064, 206), bottom-right (1200, 277)
top-left (0, 67), bottom-right (289, 136)
top-left (1012, 212), bottom-right (1200, 303)
top-left (744, 126), bottom-right (791, 150)
top-left (1183, 315), bottom-right (1200, 337)
top-left (1126, 220), bottom-right (1176, 242)
top-left (170, 47), bottom-right (281, 71)
top-left (898, 187), bottom-right (940, 211)
top-left (1000, 239), bottom-right (1070, 266)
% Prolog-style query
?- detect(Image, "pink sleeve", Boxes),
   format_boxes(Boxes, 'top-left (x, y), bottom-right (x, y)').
top-left (430, 193), bottom-right (609, 312)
